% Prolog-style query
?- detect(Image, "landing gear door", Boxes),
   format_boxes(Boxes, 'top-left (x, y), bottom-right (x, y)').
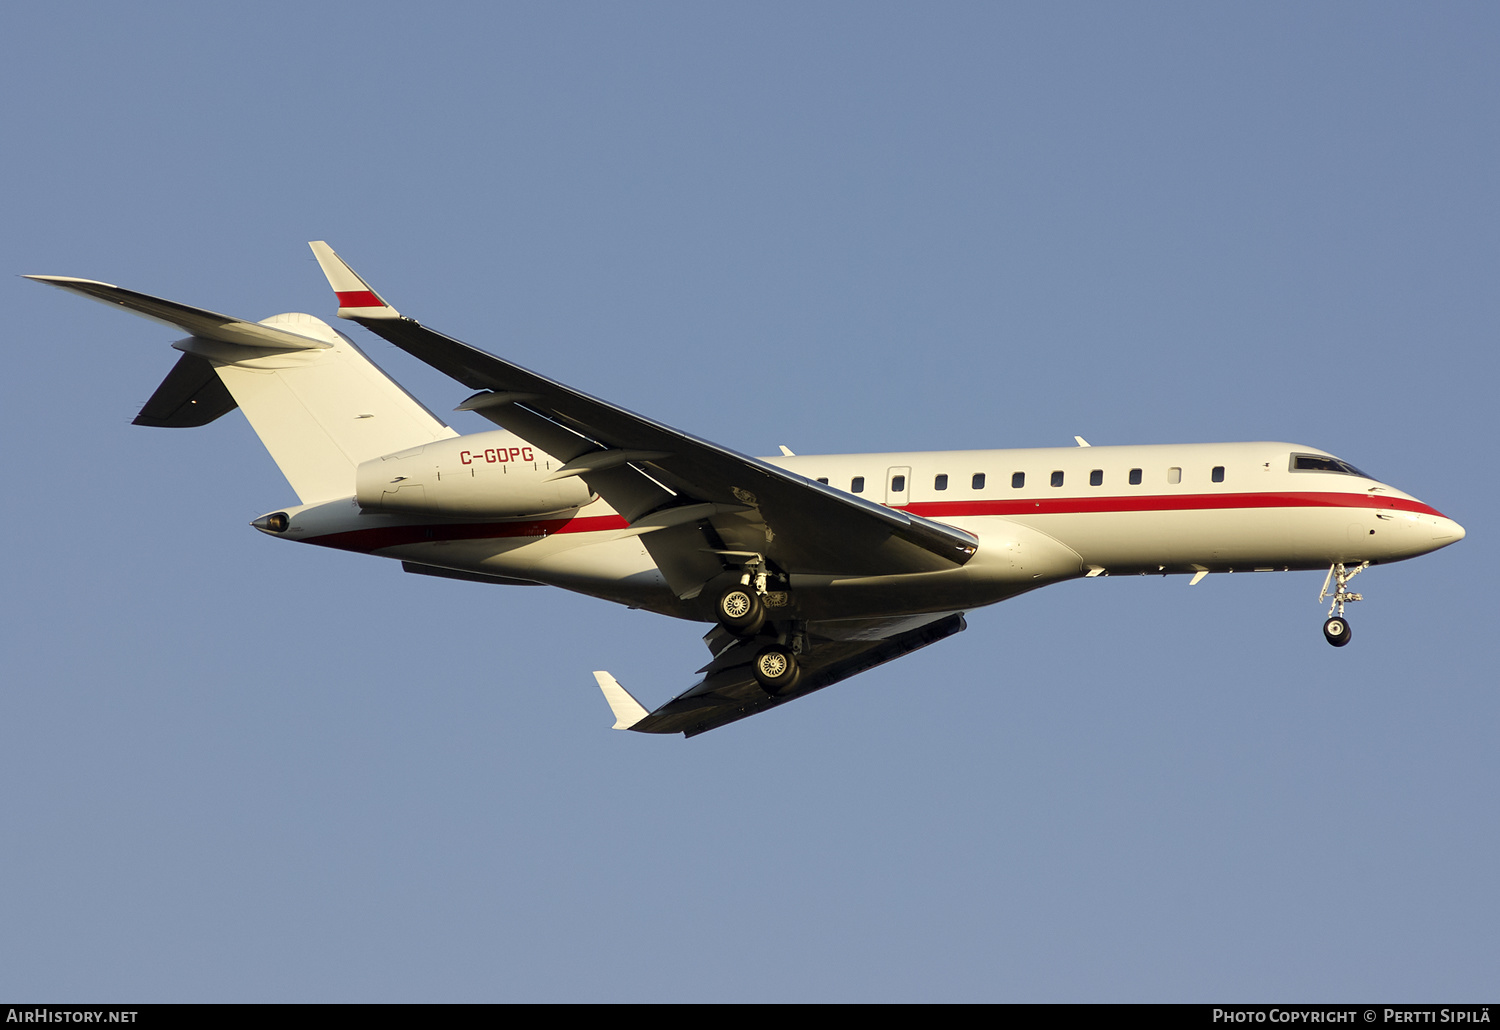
top-left (886, 465), bottom-right (912, 507)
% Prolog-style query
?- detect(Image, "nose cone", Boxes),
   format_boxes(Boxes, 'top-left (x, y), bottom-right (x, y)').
top-left (1374, 507), bottom-right (1464, 562)
top-left (1443, 517), bottom-right (1466, 544)
top-left (1416, 512), bottom-right (1464, 554)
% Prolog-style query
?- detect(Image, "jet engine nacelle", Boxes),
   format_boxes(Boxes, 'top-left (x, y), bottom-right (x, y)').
top-left (355, 430), bottom-right (595, 518)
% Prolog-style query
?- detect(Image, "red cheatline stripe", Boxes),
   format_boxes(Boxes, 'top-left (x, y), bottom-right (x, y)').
top-left (302, 491), bottom-right (1449, 555)
top-left (335, 290), bottom-right (386, 308)
top-left (905, 491), bottom-right (1448, 520)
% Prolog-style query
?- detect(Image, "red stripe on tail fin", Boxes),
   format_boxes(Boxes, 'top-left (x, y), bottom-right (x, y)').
top-left (336, 290), bottom-right (386, 308)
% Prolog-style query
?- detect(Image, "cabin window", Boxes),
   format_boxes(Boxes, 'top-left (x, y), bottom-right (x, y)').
top-left (1167, 467), bottom-right (1181, 485)
top-left (816, 477), bottom-right (828, 484)
top-left (934, 474), bottom-right (948, 491)
top-left (1129, 468), bottom-right (1142, 485)
top-left (1089, 469), bottom-right (1103, 487)
top-left (891, 474), bottom-right (906, 493)
top-left (1051, 470), bottom-right (1064, 488)
top-left (851, 476), bottom-right (865, 493)
top-left (972, 473), bottom-right (986, 490)
top-left (1011, 472), bottom-right (1025, 489)
top-left (1212, 465), bottom-right (1225, 483)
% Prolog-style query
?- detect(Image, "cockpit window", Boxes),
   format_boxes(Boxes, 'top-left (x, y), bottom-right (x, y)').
top-left (1290, 453), bottom-right (1370, 479)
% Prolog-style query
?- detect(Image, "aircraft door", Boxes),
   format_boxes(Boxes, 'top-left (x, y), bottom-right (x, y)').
top-left (886, 465), bottom-right (912, 507)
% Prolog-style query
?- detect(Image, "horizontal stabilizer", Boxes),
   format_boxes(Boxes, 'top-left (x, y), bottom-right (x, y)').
top-left (25, 276), bottom-right (332, 351)
top-left (593, 671), bottom-right (649, 730)
top-left (133, 352), bottom-right (239, 428)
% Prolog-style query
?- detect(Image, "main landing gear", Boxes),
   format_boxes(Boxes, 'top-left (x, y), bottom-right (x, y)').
top-left (711, 561), bottom-right (802, 697)
top-left (752, 644), bottom-right (801, 696)
top-left (1319, 561), bottom-right (1368, 648)
top-left (715, 582), bottom-right (766, 637)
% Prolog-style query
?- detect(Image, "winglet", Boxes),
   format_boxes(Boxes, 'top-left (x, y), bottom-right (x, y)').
top-left (593, 671), bottom-right (649, 730)
top-left (308, 241), bottom-right (401, 320)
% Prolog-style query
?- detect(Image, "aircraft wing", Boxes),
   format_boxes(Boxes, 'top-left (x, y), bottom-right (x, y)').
top-left (308, 243), bottom-right (978, 586)
top-left (597, 611), bottom-right (967, 737)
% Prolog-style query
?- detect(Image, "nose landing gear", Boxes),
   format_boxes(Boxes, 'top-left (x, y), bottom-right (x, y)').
top-left (1319, 561), bottom-right (1368, 648)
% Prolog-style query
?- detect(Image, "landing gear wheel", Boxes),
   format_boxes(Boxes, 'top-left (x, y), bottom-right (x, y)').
top-left (752, 645), bottom-right (801, 696)
top-left (716, 586), bottom-right (766, 637)
top-left (1323, 616), bottom-right (1352, 647)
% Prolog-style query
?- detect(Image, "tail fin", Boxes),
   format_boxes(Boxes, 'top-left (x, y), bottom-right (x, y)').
top-left (29, 274), bottom-right (457, 505)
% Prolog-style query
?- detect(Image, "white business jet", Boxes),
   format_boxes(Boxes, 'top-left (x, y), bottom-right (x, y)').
top-left (28, 245), bottom-right (1465, 737)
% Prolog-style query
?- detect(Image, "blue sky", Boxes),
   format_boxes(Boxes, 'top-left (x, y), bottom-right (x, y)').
top-left (2, 2), bottom-right (1495, 1001)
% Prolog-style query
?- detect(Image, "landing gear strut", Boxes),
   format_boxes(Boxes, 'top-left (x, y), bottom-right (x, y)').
top-left (1319, 561), bottom-right (1368, 648)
